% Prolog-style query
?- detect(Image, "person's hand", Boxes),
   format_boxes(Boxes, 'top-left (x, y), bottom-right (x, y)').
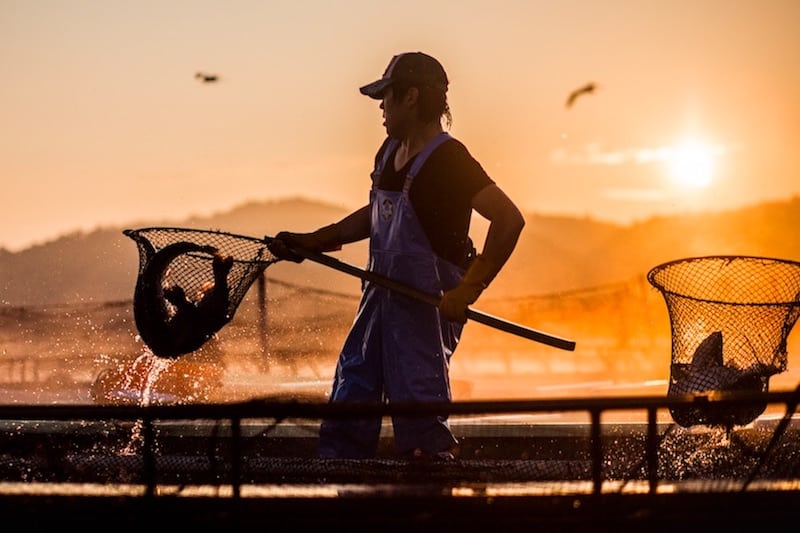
top-left (267, 232), bottom-right (309, 263)
top-left (267, 224), bottom-right (343, 263)
top-left (438, 254), bottom-right (498, 323)
top-left (439, 282), bottom-right (483, 323)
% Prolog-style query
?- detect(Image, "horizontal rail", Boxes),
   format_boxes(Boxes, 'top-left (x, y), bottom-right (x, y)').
top-left (1, 389), bottom-right (798, 500)
top-left (0, 389), bottom-right (797, 420)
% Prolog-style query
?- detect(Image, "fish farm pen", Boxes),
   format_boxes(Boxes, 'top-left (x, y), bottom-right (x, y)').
top-left (3, 249), bottom-right (800, 530)
top-left (1, 392), bottom-right (800, 530)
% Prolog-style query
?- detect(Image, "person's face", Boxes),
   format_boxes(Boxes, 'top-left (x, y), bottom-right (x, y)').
top-left (379, 86), bottom-right (411, 139)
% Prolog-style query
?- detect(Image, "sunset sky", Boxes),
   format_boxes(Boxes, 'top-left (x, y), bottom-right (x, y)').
top-left (2, 0), bottom-right (798, 251)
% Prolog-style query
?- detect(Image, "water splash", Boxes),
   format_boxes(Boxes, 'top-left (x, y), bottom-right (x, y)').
top-left (119, 349), bottom-right (175, 456)
top-left (656, 425), bottom-right (763, 480)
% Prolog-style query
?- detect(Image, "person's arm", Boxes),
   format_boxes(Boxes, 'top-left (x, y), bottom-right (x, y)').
top-left (267, 205), bottom-right (371, 262)
top-left (332, 205), bottom-right (371, 245)
top-left (439, 184), bottom-right (525, 323)
top-left (471, 184), bottom-right (526, 279)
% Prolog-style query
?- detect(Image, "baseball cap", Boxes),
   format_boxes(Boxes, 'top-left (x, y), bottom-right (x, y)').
top-left (359, 52), bottom-right (448, 99)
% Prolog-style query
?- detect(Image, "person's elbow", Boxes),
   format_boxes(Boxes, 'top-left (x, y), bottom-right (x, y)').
top-left (474, 184), bottom-right (526, 242)
top-left (509, 206), bottom-right (526, 235)
top-left (502, 203), bottom-right (525, 242)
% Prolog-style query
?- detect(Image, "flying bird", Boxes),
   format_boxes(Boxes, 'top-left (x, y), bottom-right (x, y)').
top-left (565, 82), bottom-right (598, 109)
top-left (195, 72), bottom-right (219, 83)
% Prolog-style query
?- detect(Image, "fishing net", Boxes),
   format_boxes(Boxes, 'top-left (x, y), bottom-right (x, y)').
top-left (124, 227), bottom-right (279, 358)
top-left (647, 255), bottom-right (800, 428)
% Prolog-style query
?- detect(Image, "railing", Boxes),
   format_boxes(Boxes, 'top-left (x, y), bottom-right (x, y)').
top-left (0, 357), bottom-right (42, 384)
top-left (2, 388), bottom-right (799, 500)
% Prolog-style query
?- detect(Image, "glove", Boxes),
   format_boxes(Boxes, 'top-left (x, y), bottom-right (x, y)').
top-left (267, 224), bottom-right (342, 263)
top-left (439, 255), bottom-right (498, 324)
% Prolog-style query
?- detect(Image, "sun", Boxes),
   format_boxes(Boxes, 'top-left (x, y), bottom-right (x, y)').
top-left (666, 140), bottom-right (717, 189)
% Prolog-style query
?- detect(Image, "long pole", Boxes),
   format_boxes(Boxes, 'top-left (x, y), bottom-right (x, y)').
top-left (292, 247), bottom-right (576, 352)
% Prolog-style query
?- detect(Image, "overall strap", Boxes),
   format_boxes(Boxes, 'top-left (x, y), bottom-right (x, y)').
top-left (372, 138), bottom-right (400, 179)
top-left (404, 132), bottom-right (452, 192)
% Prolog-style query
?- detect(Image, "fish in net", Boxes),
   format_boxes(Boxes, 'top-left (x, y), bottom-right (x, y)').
top-left (124, 227), bottom-right (279, 359)
top-left (648, 255), bottom-right (800, 429)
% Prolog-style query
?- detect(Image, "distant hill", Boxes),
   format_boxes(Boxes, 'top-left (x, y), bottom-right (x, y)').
top-left (2, 196), bottom-right (800, 306)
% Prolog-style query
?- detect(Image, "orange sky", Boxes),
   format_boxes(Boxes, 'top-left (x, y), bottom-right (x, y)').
top-left (2, 0), bottom-right (799, 251)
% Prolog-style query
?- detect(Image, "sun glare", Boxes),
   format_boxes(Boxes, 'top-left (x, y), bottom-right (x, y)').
top-left (666, 140), bottom-right (716, 188)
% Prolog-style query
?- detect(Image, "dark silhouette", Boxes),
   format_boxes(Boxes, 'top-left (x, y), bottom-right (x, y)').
top-left (134, 241), bottom-right (233, 358)
top-left (195, 72), bottom-right (219, 83)
top-left (269, 51), bottom-right (525, 460)
top-left (566, 82), bottom-right (598, 108)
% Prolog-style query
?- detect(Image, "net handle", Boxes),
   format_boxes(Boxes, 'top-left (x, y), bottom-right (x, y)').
top-left (266, 238), bottom-right (576, 352)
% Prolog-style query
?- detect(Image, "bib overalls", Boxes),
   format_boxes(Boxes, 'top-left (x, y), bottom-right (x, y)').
top-left (318, 132), bottom-right (466, 458)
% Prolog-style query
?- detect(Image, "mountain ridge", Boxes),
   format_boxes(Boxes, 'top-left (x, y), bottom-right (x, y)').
top-left (2, 196), bottom-right (799, 306)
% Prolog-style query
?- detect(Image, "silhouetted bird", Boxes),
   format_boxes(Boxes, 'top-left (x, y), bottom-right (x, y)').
top-left (195, 72), bottom-right (219, 83)
top-left (566, 82), bottom-right (598, 108)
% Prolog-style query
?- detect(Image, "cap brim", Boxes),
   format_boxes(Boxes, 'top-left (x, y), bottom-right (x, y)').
top-left (359, 78), bottom-right (393, 99)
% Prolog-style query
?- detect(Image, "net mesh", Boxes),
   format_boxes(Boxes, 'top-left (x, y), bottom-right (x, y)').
top-left (647, 255), bottom-right (800, 428)
top-left (123, 227), bottom-right (278, 357)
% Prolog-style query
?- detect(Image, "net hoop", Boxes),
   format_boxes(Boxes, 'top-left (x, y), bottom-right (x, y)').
top-left (124, 227), bottom-right (277, 358)
top-left (647, 255), bottom-right (800, 428)
top-left (647, 255), bottom-right (800, 307)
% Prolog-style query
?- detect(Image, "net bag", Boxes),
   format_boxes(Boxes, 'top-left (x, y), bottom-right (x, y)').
top-left (124, 227), bottom-right (278, 358)
top-left (647, 255), bottom-right (800, 428)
